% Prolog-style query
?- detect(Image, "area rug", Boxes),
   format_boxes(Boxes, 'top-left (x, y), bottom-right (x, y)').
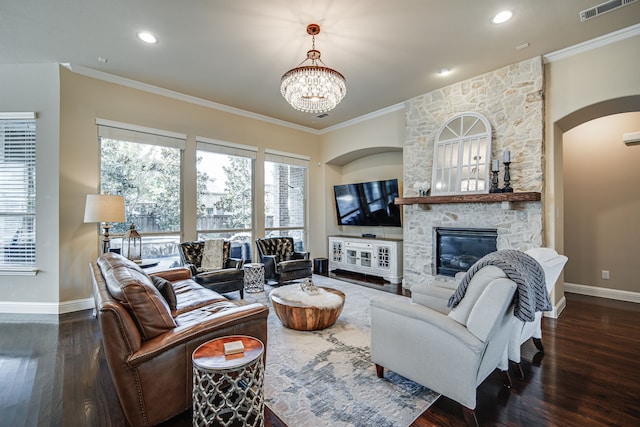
top-left (243, 276), bottom-right (440, 427)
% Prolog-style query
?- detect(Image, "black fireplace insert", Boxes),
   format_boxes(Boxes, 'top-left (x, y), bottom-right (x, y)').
top-left (434, 227), bottom-right (497, 277)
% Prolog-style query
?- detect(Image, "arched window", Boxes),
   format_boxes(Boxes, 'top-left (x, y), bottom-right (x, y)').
top-left (432, 112), bottom-right (492, 195)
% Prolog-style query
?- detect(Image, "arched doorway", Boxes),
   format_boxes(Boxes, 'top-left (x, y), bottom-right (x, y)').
top-left (551, 95), bottom-right (640, 306)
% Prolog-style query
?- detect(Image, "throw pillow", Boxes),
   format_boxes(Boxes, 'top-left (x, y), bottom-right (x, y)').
top-left (201, 239), bottom-right (224, 271)
top-left (152, 276), bottom-right (177, 311)
top-left (121, 277), bottom-right (177, 340)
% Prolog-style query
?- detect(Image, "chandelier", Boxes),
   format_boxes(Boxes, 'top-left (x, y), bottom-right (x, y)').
top-left (280, 24), bottom-right (346, 114)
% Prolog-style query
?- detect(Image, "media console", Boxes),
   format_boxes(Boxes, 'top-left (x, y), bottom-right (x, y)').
top-left (328, 236), bottom-right (403, 284)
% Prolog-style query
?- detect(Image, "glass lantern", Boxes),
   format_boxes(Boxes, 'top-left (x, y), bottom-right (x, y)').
top-left (122, 223), bottom-right (142, 263)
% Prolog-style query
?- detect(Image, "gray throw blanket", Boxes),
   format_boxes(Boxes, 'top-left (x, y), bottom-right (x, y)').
top-left (447, 250), bottom-right (551, 322)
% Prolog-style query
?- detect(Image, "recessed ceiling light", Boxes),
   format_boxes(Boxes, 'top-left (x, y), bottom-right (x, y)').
top-left (137, 31), bottom-right (157, 44)
top-left (438, 67), bottom-right (453, 76)
top-left (491, 10), bottom-right (513, 24)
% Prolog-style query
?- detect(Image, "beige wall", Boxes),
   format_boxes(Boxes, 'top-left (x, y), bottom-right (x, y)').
top-left (0, 64), bottom-right (60, 308)
top-left (563, 112), bottom-right (640, 293)
top-left (321, 107), bottom-right (405, 165)
top-left (545, 34), bottom-right (640, 299)
top-left (58, 67), bottom-right (323, 304)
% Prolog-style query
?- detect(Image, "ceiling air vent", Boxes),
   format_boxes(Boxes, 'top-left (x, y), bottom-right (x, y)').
top-left (314, 113), bottom-right (330, 119)
top-left (580, 0), bottom-right (638, 22)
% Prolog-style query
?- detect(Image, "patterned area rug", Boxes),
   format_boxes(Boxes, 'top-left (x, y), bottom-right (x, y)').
top-left (243, 276), bottom-right (439, 427)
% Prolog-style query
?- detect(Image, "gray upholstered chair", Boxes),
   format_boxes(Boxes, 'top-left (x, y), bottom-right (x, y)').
top-left (255, 237), bottom-right (312, 284)
top-left (178, 240), bottom-right (245, 298)
top-left (411, 247), bottom-right (568, 378)
top-left (371, 266), bottom-right (517, 426)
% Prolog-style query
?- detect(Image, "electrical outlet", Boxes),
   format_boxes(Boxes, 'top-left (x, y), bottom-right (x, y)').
top-left (602, 270), bottom-right (610, 280)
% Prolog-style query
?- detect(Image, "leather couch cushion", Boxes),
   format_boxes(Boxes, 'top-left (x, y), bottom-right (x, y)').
top-left (173, 299), bottom-right (242, 326)
top-left (122, 277), bottom-right (177, 340)
top-left (98, 252), bottom-right (150, 302)
top-left (152, 276), bottom-right (177, 310)
top-left (172, 279), bottom-right (227, 315)
top-left (98, 253), bottom-right (177, 339)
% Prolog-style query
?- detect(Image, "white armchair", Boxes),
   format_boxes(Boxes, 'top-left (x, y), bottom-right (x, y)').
top-left (371, 266), bottom-right (517, 425)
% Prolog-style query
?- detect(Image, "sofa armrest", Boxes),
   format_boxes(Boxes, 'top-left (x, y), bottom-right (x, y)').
top-left (293, 251), bottom-right (310, 260)
top-left (150, 267), bottom-right (192, 282)
top-left (225, 257), bottom-right (244, 269)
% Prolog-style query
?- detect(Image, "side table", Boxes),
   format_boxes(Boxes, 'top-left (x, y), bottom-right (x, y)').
top-left (313, 257), bottom-right (329, 276)
top-left (192, 335), bottom-right (265, 427)
top-left (243, 263), bottom-right (265, 293)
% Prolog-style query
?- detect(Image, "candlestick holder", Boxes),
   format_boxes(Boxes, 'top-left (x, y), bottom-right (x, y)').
top-left (502, 161), bottom-right (513, 192)
top-left (489, 170), bottom-right (501, 193)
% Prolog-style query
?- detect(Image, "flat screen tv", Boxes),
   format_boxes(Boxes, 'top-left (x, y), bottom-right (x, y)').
top-left (333, 178), bottom-right (401, 227)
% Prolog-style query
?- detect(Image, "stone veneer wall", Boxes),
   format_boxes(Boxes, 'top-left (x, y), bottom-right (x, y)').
top-left (403, 57), bottom-right (545, 290)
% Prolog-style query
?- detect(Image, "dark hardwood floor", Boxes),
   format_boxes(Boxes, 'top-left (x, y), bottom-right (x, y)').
top-left (412, 293), bottom-right (640, 427)
top-left (0, 291), bottom-right (638, 426)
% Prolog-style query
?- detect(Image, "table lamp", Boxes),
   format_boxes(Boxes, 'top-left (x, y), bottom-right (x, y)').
top-left (84, 194), bottom-right (126, 253)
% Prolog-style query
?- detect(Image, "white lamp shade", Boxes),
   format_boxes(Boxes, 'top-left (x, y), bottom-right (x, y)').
top-left (84, 194), bottom-right (126, 223)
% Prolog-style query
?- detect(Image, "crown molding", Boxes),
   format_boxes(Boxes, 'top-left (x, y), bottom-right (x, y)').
top-left (61, 63), bottom-right (406, 136)
top-left (317, 102), bottom-right (406, 134)
top-left (543, 23), bottom-right (640, 63)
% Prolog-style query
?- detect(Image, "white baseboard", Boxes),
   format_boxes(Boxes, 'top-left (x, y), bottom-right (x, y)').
top-left (0, 297), bottom-right (94, 315)
top-left (544, 295), bottom-right (566, 319)
top-left (564, 282), bottom-right (640, 304)
top-left (59, 297), bottom-right (94, 314)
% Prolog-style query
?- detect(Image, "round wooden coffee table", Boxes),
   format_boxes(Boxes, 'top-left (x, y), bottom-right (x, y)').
top-left (270, 284), bottom-right (345, 331)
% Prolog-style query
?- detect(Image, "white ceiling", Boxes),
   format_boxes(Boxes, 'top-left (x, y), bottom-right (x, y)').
top-left (1, 0), bottom-right (639, 131)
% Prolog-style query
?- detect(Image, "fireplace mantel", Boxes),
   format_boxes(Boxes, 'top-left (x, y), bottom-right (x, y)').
top-left (394, 191), bottom-right (540, 205)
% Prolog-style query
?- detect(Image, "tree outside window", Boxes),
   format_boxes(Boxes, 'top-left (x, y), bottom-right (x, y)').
top-left (100, 138), bottom-right (189, 263)
top-left (196, 151), bottom-right (253, 260)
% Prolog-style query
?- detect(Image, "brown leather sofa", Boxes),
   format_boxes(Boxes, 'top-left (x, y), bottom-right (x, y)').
top-left (91, 253), bottom-right (268, 426)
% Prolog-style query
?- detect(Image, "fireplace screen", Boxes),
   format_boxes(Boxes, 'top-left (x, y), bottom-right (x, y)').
top-left (434, 227), bottom-right (497, 277)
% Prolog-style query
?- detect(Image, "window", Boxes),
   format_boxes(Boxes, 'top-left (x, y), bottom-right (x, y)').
top-left (98, 120), bottom-right (186, 269)
top-left (432, 112), bottom-right (492, 195)
top-left (196, 137), bottom-right (256, 260)
top-left (0, 113), bottom-right (36, 270)
top-left (264, 150), bottom-right (308, 251)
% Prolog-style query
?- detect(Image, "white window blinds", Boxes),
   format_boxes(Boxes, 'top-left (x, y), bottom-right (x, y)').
top-left (97, 119), bottom-right (186, 150)
top-left (264, 149), bottom-right (310, 168)
top-left (196, 136), bottom-right (258, 159)
top-left (0, 112), bottom-right (37, 268)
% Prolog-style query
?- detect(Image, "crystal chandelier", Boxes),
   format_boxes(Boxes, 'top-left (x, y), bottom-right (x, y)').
top-left (281, 24), bottom-right (346, 114)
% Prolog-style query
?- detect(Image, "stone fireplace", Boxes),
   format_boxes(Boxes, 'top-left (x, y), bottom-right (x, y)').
top-left (402, 57), bottom-right (545, 290)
